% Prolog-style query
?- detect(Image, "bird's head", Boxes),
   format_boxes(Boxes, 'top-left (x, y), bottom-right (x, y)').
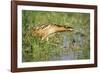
top-left (66, 27), bottom-right (74, 31)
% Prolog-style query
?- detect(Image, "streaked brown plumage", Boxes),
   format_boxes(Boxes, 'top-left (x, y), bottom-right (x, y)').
top-left (32, 24), bottom-right (74, 40)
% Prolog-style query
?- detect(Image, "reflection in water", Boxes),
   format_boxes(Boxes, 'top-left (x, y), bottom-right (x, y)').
top-left (50, 31), bottom-right (85, 60)
top-left (61, 35), bottom-right (69, 49)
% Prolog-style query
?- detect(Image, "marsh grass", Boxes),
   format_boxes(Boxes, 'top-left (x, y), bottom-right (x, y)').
top-left (22, 10), bottom-right (90, 62)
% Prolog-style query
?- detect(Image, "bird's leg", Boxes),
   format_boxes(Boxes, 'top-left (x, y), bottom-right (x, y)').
top-left (46, 37), bottom-right (49, 41)
top-left (41, 35), bottom-right (48, 41)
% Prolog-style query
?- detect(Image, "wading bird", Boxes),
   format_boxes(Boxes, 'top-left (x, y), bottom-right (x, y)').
top-left (32, 24), bottom-right (74, 41)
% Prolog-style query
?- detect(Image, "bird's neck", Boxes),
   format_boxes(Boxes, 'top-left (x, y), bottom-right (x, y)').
top-left (55, 27), bottom-right (67, 32)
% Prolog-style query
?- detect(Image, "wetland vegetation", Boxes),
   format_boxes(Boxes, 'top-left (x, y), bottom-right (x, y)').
top-left (22, 10), bottom-right (90, 62)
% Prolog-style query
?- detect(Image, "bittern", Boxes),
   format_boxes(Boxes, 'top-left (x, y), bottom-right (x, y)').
top-left (32, 24), bottom-right (74, 41)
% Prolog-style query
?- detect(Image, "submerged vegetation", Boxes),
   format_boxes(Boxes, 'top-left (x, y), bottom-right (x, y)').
top-left (22, 10), bottom-right (90, 62)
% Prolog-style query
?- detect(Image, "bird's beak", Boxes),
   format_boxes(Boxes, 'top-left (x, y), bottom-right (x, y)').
top-left (70, 29), bottom-right (74, 31)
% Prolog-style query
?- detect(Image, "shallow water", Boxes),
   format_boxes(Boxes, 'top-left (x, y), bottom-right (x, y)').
top-left (50, 32), bottom-right (85, 60)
